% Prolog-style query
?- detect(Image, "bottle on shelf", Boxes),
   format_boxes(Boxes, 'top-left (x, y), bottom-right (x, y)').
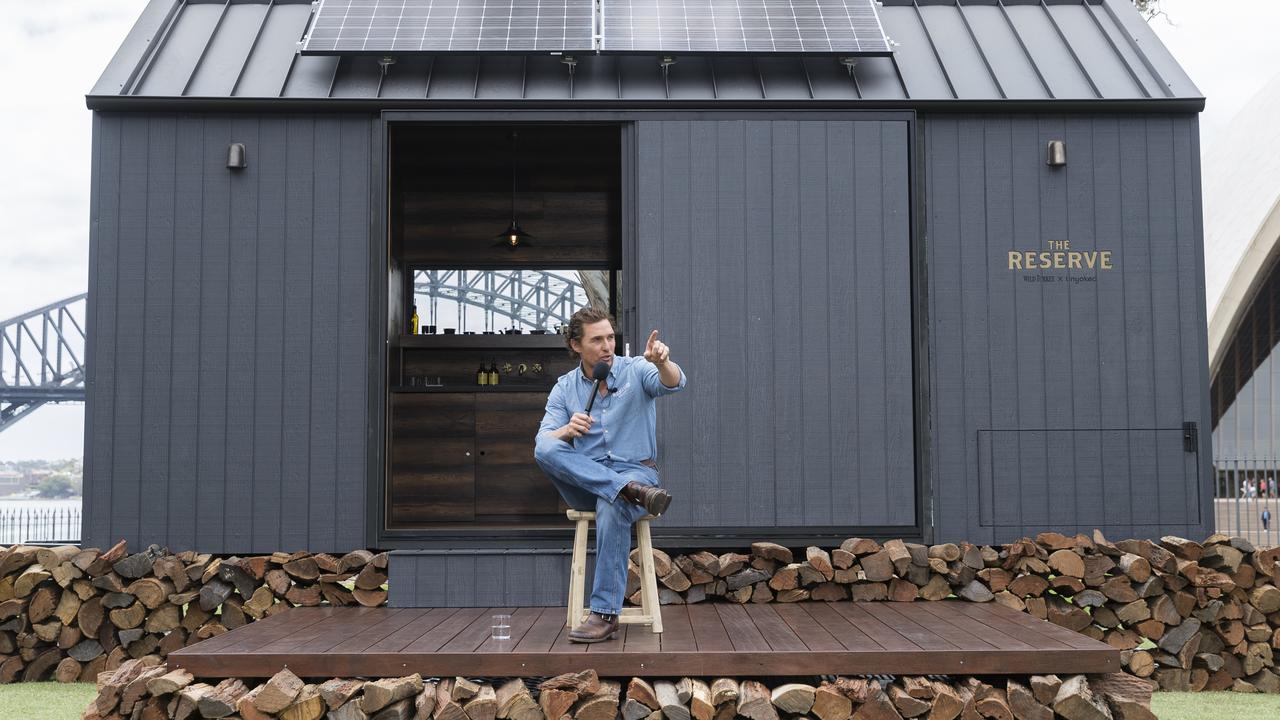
top-left (410, 304), bottom-right (420, 335)
top-left (488, 360), bottom-right (500, 386)
top-left (476, 362), bottom-right (489, 386)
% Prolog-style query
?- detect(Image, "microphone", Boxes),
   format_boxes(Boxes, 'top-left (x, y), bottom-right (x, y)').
top-left (584, 360), bottom-right (610, 413)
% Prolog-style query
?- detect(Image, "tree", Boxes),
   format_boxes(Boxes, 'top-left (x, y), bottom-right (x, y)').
top-left (1132, 0), bottom-right (1167, 22)
top-left (34, 473), bottom-right (78, 498)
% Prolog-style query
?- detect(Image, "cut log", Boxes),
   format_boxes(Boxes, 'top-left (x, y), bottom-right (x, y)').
top-left (497, 678), bottom-right (540, 720)
top-left (1052, 675), bottom-right (1110, 720)
top-left (464, 684), bottom-right (498, 720)
top-left (709, 678), bottom-right (738, 708)
top-left (627, 677), bottom-right (661, 710)
top-left (283, 556), bottom-right (320, 581)
top-left (735, 681), bottom-right (778, 720)
top-left (770, 683), bottom-right (815, 715)
top-left (147, 668), bottom-right (194, 696)
top-left (319, 678), bottom-right (367, 710)
top-left (197, 677), bottom-right (249, 719)
top-left (811, 685), bottom-right (853, 720)
top-left (436, 679), bottom-right (469, 720)
top-left (540, 688), bottom-right (577, 720)
top-left (541, 670), bottom-right (600, 695)
top-left (887, 685), bottom-right (929, 718)
top-left (54, 657), bottom-right (81, 683)
top-left (108, 601), bottom-right (146, 630)
top-left (452, 677), bottom-right (482, 701)
top-left (362, 674), bottom-right (425, 713)
top-left (281, 684), bottom-right (327, 720)
top-left (255, 668), bottom-right (305, 713)
top-left (850, 685), bottom-right (900, 720)
top-left (807, 547), bottom-right (835, 580)
top-left (973, 686), bottom-right (1013, 720)
top-left (927, 682), bottom-right (963, 720)
top-left (1088, 673), bottom-right (1156, 720)
top-left (687, 679), bottom-right (713, 720)
top-left (1005, 679), bottom-right (1050, 720)
top-left (655, 680), bottom-right (690, 720)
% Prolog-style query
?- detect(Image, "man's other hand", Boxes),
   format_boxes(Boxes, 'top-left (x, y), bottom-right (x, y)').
top-left (558, 412), bottom-right (594, 440)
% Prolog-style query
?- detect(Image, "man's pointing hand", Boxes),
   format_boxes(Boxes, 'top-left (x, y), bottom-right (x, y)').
top-left (643, 329), bottom-right (670, 366)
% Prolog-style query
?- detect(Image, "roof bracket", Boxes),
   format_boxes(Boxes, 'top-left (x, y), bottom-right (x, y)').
top-left (561, 55), bottom-right (578, 97)
top-left (839, 57), bottom-right (858, 77)
top-left (378, 56), bottom-right (396, 77)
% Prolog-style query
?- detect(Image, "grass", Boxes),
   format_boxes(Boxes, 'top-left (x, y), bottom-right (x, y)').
top-left (0, 682), bottom-right (97, 720)
top-left (1151, 690), bottom-right (1280, 719)
top-left (2, 680), bottom-right (1279, 719)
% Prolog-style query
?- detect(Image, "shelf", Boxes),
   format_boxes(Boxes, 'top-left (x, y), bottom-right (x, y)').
top-left (391, 386), bottom-right (552, 394)
top-left (399, 334), bottom-right (565, 349)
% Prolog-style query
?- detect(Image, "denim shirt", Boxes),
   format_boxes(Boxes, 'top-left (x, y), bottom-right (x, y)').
top-left (536, 355), bottom-right (687, 463)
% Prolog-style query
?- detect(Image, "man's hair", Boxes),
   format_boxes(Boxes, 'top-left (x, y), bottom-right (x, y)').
top-left (563, 306), bottom-right (614, 359)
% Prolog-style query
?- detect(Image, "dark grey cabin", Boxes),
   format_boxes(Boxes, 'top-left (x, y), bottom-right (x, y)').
top-left (85, 0), bottom-right (1212, 607)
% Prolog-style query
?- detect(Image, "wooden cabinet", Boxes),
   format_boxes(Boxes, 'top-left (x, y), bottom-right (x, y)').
top-left (388, 391), bottom-right (567, 527)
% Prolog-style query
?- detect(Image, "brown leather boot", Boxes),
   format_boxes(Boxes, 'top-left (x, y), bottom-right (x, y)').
top-left (620, 481), bottom-right (672, 516)
top-left (568, 612), bottom-right (619, 643)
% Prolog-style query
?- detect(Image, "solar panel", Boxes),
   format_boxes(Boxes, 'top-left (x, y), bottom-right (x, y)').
top-left (601, 0), bottom-right (891, 54)
top-left (302, 0), bottom-right (597, 53)
top-left (301, 0), bottom-right (891, 55)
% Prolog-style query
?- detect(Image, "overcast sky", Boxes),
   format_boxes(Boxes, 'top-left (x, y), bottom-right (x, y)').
top-left (2, 0), bottom-right (1279, 462)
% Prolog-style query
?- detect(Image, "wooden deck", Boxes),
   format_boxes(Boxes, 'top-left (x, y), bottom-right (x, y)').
top-left (168, 601), bottom-right (1119, 678)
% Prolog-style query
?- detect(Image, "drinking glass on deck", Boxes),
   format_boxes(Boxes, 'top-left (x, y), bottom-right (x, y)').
top-left (491, 614), bottom-right (512, 641)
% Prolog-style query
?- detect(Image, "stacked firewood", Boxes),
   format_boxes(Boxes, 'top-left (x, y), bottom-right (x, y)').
top-left (627, 532), bottom-right (1280, 693)
top-left (0, 541), bottom-right (387, 684)
top-left (6, 531), bottom-right (1279, 694)
top-left (84, 662), bottom-right (1159, 720)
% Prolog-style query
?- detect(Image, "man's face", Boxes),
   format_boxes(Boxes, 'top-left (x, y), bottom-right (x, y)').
top-left (572, 318), bottom-right (616, 372)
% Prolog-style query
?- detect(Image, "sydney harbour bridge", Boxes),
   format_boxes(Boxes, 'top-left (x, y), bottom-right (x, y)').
top-left (0, 270), bottom-right (594, 434)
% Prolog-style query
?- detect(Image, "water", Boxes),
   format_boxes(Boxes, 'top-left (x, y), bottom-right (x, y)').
top-left (491, 614), bottom-right (512, 641)
top-left (0, 497), bottom-right (82, 544)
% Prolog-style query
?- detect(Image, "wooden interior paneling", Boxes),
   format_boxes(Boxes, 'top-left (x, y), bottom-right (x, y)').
top-left (389, 393), bottom-right (477, 524)
top-left (476, 393), bottom-right (569, 517)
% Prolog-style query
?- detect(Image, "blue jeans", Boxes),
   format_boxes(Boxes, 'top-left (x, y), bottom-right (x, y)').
top-left (533, 435), bottom-right (659, 616)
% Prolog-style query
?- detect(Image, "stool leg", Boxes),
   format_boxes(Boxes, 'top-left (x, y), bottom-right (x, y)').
top-left (568, 518), bottom-right (589, 628)
top-left (636, 520), bottom-right (663, 633)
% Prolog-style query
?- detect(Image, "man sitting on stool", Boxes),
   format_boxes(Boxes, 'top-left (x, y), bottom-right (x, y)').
top-left (534, 306), bottom-right (687, 643)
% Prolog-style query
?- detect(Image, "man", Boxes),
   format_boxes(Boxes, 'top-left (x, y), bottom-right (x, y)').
top-left (533, 306), bottom-right (686, 643)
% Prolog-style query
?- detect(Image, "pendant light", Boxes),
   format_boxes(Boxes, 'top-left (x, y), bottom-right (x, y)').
top-left (496, 130), bottom-right (533, 249)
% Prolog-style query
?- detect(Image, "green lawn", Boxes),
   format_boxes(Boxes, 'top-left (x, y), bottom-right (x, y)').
top-left (0, 682), bottom-right (97, 720)
top-left (1, 681), bottom-right (1278, 719)
top-left (1151, 690), bottom-right (1280, 719)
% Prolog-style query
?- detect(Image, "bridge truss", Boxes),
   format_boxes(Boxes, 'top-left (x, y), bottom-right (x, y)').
top-left (0, 294), bottom-right (87, 433)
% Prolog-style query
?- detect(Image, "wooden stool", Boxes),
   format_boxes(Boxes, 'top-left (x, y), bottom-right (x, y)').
top-left (566, 509), bottom-right (663, 633)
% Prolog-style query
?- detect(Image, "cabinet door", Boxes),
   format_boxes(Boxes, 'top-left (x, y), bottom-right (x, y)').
top-left (475, 393), bottom-right (567, 518)
top-left (388, 393), bottom-right (475, 525)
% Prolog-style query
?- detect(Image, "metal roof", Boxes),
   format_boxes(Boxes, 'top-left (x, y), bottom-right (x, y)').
top-left (88, 0), bottom-right (1202, 110)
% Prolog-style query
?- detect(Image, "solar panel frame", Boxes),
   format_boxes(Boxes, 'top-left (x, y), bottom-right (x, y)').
top-left (302, 0), bottom-right (598, 54)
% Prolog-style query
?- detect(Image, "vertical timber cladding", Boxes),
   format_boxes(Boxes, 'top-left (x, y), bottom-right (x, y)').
top-left (926, 115), bottom-right (1212, 545)
top-left (84, 113), bottom-right (372, 554)
top-left (634, 119), bottom-right (916, 535)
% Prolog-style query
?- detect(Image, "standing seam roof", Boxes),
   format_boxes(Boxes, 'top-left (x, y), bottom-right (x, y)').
top-left (88, 0), bottom-right (1202, 108)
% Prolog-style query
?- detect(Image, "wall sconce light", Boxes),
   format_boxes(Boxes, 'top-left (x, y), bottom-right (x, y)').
top-left (1046, 139), bottom-right (1066, 167)
top-left (227, 143), bottom-right (248, 170)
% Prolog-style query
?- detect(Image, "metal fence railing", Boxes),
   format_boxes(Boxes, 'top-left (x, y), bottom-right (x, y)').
top-left (1212, 458), bottom-right (1279, 549)
top-left (0, 507), bottom-right (82, 545)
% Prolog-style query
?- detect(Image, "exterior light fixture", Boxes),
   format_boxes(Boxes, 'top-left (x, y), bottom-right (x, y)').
top-left (1046, 139), bottom-right (1067, 167)
top-left (227, 143), bottom-right (247, 169)
top-left (495, 130), bottom-right (533, 250)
